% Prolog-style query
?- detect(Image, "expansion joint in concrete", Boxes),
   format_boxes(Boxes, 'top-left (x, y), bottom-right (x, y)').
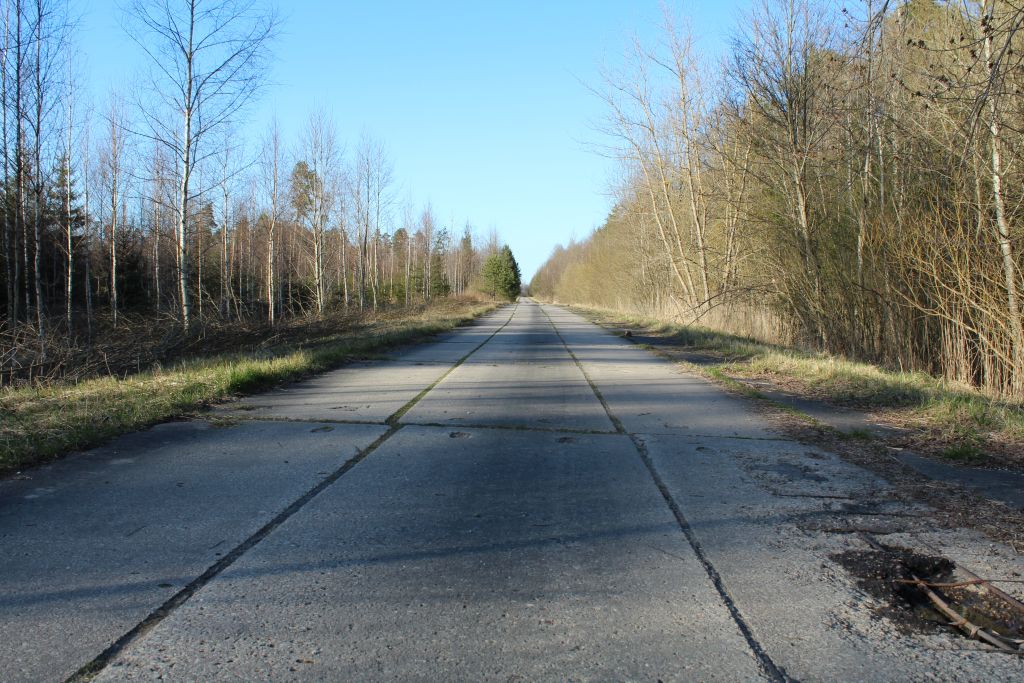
top-left (386, 303), bottom-right (519, 426)
top-left (539, 303), bottom-right (790, 683)
top-left (67, 422), bottom-right (405, 682)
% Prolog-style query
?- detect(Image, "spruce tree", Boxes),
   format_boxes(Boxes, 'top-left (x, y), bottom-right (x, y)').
top-left (482, 245), bottom-right (521, 301)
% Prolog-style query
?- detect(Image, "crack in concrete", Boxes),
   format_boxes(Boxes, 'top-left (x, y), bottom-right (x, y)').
top-left (539, 303), bottom-right (790, 683)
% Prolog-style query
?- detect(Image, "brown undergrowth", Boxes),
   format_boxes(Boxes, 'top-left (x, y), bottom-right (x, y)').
top-left (2, 298), bottom-right (492, 387)
top-left (1, 297), bottom-right (496, 475)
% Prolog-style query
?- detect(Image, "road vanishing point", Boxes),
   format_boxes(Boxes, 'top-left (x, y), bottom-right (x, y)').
top-left (1, 301), bottom-right (1020, 681)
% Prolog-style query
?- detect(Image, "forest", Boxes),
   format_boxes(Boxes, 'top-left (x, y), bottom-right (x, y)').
top-left (531, 0), bottom-right (1024, 399)
top-left (0, 0), bottom-right (516, 385)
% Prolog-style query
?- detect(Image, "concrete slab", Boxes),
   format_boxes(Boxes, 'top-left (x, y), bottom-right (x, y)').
top-left (401, 306), bottom-right (615, 432)
top-left (0, 420), bottom-right (387, 682)
top-left (542, 305), bottom-right (773, 439)
top-left (642, 433), bottom-right (1024, 681)
top-left (384, 339), bottom-right (482, 365)
top-left (95, 426), bottom-right (761, 682)
top-left (222, 308), bottom-right (517, 420)
top-left (400, 359), bottom-right (616, 432)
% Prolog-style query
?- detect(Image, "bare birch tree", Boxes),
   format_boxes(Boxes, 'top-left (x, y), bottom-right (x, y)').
top-left (98, 94), bottom-right (126, 327)
top-left (125, 0), bottom-right (277, 331)
top-left (291, 109), bottom-right (340, 316)
top-left (260, 117), bottom-right (280, 323)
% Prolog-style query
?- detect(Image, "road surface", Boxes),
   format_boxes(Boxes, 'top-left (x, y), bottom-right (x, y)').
top-left (1, 301), bottom-right (1020, 681)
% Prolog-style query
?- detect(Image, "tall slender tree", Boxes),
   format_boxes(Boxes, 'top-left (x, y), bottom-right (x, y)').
top-left (126, 0), bottom-right (278, 331)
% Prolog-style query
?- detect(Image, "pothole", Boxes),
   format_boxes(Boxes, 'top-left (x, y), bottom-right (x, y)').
top-left (833, 544), bottom-right (1024, 648)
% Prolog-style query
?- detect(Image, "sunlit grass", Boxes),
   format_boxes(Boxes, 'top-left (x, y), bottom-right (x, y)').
top-left (0, 302), bottom-right (494, 474)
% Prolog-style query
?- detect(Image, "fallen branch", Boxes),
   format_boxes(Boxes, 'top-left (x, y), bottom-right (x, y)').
top-left (958, 566), bottom-right (1024, 616)
top-left (906, 574), bottom-right (1020, 653)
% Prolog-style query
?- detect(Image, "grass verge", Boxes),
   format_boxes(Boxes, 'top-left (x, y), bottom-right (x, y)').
top-left (573, 305), bottom-right (1024, 467)
top-left (1, 300), bottom-right (496, 475)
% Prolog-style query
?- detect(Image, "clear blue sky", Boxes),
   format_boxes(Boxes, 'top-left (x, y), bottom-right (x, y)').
top-left (79, 1), bottom-right (749, 280)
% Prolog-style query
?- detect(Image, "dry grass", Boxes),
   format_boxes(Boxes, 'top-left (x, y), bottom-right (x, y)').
top-left (0, 299), bottom-right (495, 474)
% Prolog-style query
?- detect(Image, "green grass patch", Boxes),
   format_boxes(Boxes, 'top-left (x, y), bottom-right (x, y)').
top-left (0, 302), bottom-right (495, 475)
top-left (735, 351), bottom-right (929, 407)
top-left (940, 442), bottom-right (989, 464)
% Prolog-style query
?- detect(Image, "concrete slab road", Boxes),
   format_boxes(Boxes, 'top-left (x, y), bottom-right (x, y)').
top-left (1, 301), bottom-right (1021, 681)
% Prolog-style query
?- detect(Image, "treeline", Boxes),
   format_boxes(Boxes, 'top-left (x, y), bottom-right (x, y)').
top-left (0, 0), bottom-right (514, 354)
top-left (532, 0), bottom-right (1024, 398)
